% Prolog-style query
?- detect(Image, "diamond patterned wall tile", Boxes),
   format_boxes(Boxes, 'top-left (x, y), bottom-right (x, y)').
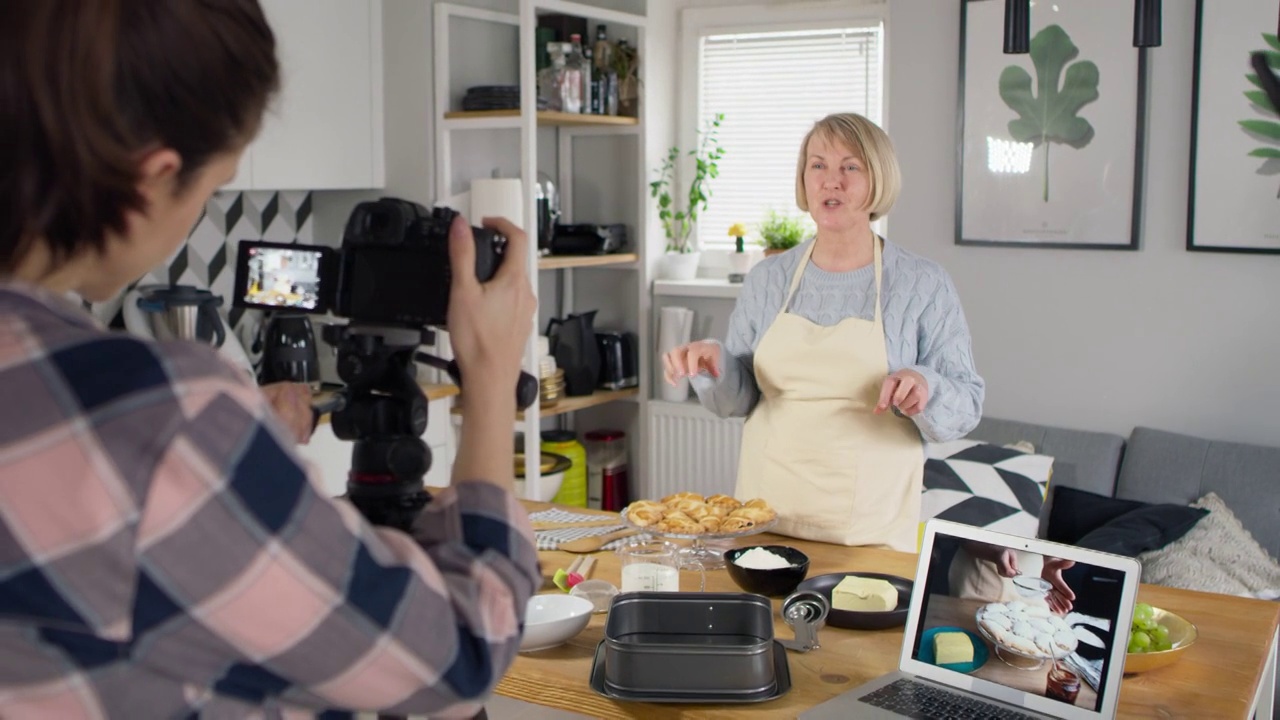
top-left (88, 190), bottom-right (313, 332)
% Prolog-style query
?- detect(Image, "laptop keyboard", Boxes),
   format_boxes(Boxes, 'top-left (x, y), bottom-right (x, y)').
top-left (860, 678), bottom-right (1040, 720)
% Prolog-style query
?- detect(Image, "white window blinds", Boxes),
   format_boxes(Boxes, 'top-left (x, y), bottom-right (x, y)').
top-left (697, 25), bottom-right (884, 248)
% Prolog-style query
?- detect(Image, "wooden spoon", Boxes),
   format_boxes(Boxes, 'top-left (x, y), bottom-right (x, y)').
top-left (558, 528), bottom-right (640, 554)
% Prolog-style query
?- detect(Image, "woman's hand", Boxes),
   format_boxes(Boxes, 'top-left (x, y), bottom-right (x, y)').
top-left (446, 215), bottom-right (536, 490)
top-left (261, 382), bottom-right (314, 445)
top-left (876, 369), bottom-right (929, 416)
top-left (446, 215), bottom-right (537, 390)
top-left (662, 341), bottom-right (721, 385)
top-left (1042, 558), bottom-right (1077, 615)
top-left (994, 549), bottom-right (1020, 578)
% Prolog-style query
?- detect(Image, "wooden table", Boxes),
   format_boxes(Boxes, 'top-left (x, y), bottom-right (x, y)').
top-left (497, 504), bottom-right (1280, 719)
top-left (921, 594), bottom-right (1098, 710)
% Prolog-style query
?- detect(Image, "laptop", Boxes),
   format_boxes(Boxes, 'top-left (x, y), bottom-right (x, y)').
top-left (801, 519), bottom-right (1141, 720)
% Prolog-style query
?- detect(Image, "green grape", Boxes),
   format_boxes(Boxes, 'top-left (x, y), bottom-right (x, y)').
top-left (1152, 624), bottom-right (1171, 645)
top-left (1128, 638), bottom-right (1144, 654)
top-left (1137, 617), bottom-right (1158, 632)
top-left (1153, 638), bottom-right (1173, 652)
top-left (1133, 603), bottom-right (1155, 624)
top-left (1131, 630), bottom-right (1152, 651)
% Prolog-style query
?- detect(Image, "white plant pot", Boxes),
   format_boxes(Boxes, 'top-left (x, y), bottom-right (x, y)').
top-left (728, 252), bottom-right (752, 283)
top-left (660, 251), bottom-right (701, 281)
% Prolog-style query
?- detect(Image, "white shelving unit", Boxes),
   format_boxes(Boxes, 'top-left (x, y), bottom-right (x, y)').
top-left (433, 0), bottom-right (650, 502)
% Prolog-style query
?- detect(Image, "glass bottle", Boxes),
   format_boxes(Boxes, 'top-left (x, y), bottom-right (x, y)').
top-left (536, 42), bottom-right (568, 112)
top-left (582, 46), bottom-right (596, 115)
top-left (565, 34), bottom-right (587, 114)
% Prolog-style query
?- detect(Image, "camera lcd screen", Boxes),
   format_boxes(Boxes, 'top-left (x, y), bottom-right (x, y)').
top-left (236, 243), bottom-right (331, 312)
top-left (343, 246), bottom-right (449, 327)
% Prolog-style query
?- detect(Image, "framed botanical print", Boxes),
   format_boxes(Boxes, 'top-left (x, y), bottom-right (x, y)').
top-left (957, 0), bottom-right (1147, 250)
top-left (1188, 0), bottom-right (1280, 254)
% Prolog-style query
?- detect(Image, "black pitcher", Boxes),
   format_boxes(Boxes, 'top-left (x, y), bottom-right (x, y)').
top-left (546, 310), bottom-right (600, 397)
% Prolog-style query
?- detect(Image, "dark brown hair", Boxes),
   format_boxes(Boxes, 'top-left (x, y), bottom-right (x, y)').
top-left (0, 0), bottom-right (279, 271)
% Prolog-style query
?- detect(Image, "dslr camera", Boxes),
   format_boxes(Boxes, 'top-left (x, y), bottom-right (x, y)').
top-left (232, 197), bottom-right (521, 531)
top-left (232, 198), bottom-right (504, 327)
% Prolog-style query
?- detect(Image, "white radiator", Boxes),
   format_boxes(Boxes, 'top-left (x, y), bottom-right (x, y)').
top-left (645, 400), bottom-right (743, 501)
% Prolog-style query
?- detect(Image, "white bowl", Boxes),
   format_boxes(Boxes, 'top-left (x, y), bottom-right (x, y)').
top-left (520, 594), bottom-right (594, 652)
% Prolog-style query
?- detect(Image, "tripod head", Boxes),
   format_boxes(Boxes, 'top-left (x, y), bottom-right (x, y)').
top-left (318, 323), bottom-right (540, 532)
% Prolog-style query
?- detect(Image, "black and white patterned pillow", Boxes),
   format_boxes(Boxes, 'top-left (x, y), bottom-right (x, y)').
top-left (922, 440), bottom-right (1054, 539)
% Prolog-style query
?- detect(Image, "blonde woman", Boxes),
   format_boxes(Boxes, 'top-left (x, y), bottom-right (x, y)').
top-left (662, 113), bottom-right (984, 551)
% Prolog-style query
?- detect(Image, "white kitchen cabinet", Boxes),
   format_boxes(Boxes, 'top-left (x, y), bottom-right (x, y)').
top-left (226, 0), bottom-right (385, 191)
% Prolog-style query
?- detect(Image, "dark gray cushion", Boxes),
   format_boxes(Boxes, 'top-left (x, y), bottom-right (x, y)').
top-left (1117, 427), bottom-right (1280, 560)
top-left (968, 417), bottom-right (1126, 496)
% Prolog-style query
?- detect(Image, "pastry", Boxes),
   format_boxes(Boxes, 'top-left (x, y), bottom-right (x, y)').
top-left (626, 506), bottom-right (664, 527)
top-left (721, 516), bottom-right (755, 532)
top-left (728, 506), bottom-right (775, 523)
top-left (656, 515), bottom-right (703, 534)
top-left (699, 516), bottom-right (722, 533)
top-left (661, 491), bottom-right (704, 505)
top-left (705, 493), bottom-right (741, 509)
top-left (743, 498), bottom-right (771, 510)
top-left (977, 601), bottom-right (1078, 659)
top-left (669, 498), bottom-right (709, 516)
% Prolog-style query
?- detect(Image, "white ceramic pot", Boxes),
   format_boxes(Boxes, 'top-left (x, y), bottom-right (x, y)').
top-left (660, 251), bottom-right (701, 281)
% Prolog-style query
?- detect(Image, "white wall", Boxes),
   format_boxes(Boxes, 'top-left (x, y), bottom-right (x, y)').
top-left (887, 0), bottom-right (1280, 446)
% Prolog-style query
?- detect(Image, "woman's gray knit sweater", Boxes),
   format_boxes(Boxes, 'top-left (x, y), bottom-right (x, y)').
top-left (688, 238), bottom-right (984, 443)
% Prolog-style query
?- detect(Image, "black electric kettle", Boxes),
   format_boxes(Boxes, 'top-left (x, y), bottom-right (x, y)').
top-left (133, 285), bottom-right (226, 347)
top-left (546, 310), bottom-right (600, 397)
top-left (255, 313), bottom-right (319, 385)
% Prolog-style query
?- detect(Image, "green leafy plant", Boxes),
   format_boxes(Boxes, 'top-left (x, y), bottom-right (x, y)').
top-left (999, 24), bottom-right (1099, 202)
top-left (1241, 33), bottom-right (1280, 194)
top-left (757, 209), bottom-right (812, 251)
top-left (650, 113), bottom-right (724, 253)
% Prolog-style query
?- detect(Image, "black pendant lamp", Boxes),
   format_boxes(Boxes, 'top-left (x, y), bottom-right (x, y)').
top-left (1133, 0), bottom-right (1162, 48)
top-left (1003, 0), bottom-right (1030, 54)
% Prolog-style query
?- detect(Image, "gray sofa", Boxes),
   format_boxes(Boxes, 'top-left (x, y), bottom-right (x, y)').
top-left (969, 418), bottom-right (1280, 714)
top-left (968, 418), bottom-right (1280, 558)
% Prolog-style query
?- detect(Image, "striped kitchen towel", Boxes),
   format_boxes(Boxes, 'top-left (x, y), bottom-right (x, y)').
top-left (530, 508), bottom-right (647, 551)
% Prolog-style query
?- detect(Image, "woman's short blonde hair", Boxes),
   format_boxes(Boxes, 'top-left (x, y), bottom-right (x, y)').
top-left (795, 113), bottom-right (901, 222)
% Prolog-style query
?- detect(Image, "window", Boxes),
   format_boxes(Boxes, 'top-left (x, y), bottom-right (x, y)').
top-left (693, 23), bottom-right (884, 249)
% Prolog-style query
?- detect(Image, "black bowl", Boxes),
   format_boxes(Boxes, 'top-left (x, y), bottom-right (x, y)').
top-left (795, 572), bottom-right (913, 630)
top-left (723, 545), bottom-right (810, 597)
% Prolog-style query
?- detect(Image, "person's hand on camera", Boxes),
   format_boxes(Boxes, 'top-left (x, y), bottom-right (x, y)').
top-left (446, 215), bottom-right (536, 389)
top-left (260, 382), bottom-right (314, 445)
top-left (662, 341), bottom-right (721, 385)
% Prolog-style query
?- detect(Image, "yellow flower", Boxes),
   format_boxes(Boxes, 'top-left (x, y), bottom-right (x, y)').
top-left (727, 222), bottom-right (748, 237)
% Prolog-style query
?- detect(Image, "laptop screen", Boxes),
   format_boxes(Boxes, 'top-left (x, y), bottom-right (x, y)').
top-left (909, 528), bottom-right (1129, 714)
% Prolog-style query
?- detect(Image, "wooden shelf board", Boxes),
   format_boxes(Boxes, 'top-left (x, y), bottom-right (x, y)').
top-left (443, 110), bottom-right (638, 126)
top-left (538, 253), bottom-right (638, 270)
top-left (450, 387), bottom-right (638, 420)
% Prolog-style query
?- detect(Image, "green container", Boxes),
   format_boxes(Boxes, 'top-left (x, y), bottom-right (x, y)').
top-left (541, 430), bottom-right (587, 507)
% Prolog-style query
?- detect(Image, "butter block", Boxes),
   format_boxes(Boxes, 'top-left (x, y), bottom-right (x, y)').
top-left (934, 631), bottom-right (974, 665)
top-left (831, 575), bottom-right (898, 612)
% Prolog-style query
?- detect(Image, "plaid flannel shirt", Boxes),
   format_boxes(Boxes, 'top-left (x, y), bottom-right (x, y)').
top-left (0, 284), bottom-right (540, 718)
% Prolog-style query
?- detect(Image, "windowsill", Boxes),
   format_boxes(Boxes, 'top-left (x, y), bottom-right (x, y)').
top-left (652, 278), bottom-right (744, 299)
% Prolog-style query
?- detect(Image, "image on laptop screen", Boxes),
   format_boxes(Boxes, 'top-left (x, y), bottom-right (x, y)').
top-left (910, 529), bottom-right (1128, 713)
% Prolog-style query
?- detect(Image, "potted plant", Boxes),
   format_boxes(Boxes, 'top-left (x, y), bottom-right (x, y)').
top-left (650, 113), bottom-right (724, 280)
top-left (757, 209), bottom-right (812, 256)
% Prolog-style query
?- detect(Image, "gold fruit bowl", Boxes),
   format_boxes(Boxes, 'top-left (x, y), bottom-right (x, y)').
top-left (1125, 607), bottom-right (1198, 674)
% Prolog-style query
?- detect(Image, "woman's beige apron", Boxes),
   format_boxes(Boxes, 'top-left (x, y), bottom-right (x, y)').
top-left (735, 238), bottom-right (923, 551)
